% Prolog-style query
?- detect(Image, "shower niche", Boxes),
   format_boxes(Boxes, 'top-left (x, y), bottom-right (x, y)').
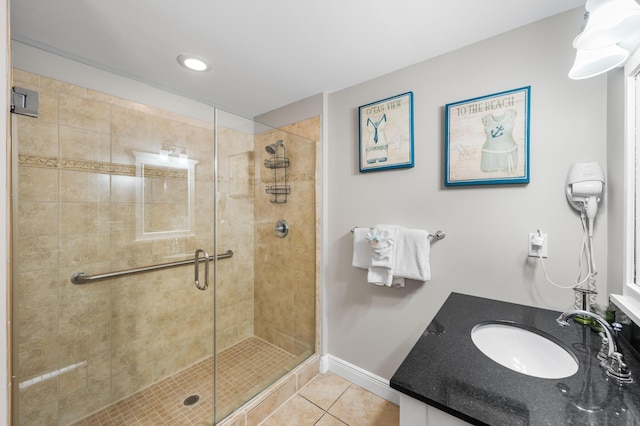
top-left (264, 140), bottom-right (290, 204)
top-left (133, 150), bottom-right (199, 241)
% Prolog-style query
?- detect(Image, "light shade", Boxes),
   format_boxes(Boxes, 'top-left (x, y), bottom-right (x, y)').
top-left (568, 43), bottom-right (630, 79)
top-left (176, 54), bottom-right (211, 72)
top-left (619, 28), bottom-right (640, 51)
top-left (574, 0), bottom-right (640, 50)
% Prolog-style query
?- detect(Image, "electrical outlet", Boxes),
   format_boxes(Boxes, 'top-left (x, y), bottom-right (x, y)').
top-left (528, 232), bottom-right (548, 258)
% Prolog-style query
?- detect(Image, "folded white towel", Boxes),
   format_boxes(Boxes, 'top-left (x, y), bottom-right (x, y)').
top-left (394, 228), bottom-right (431, 281)
top-left (352, 225), bottom-right (429, 287)
top-left (368, 227), bottom-right (396, 268)
top-left (367, 266), bottom-right (391, 286)
top-left (366, 226), bottom-right (396, 286)
top-left (352, 228), bottom-right (372, 269)
top-left (367, 270), bottom-right (405, 287)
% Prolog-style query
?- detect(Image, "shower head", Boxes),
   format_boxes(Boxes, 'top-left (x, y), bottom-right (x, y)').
top-left (265, 140), bottom-right (284, 154)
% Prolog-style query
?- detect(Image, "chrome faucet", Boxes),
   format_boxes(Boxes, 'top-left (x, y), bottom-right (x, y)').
top-left (556, 310), bottom-right (632, 384)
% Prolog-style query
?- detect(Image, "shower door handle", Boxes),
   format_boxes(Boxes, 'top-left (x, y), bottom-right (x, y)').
top-left (194, 249), bottom-right (210, 290)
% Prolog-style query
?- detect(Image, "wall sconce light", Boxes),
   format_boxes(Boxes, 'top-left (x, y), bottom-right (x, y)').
top-left (569, 0), bottom-right (640, 80)
top-left (159, 144), bottom-right (188, 161)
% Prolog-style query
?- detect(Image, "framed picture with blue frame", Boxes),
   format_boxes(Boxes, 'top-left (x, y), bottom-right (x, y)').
top-left (358, 92), bottom-right (414, 172)
top-left (445, 86), bottom-right (530, 186)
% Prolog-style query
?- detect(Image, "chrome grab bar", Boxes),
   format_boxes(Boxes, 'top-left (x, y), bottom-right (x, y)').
top-left (194, 249), bottom-right (210, 291)
top-left (70, 249), bottom-right (233, 285)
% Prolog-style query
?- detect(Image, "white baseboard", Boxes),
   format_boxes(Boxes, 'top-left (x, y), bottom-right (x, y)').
top-left (321, 354), bottom-right (400, 405)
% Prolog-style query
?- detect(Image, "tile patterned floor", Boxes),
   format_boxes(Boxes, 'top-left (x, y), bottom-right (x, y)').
top-left (71, 338), bottom-right (398, 426)
top-left (261, 372), bottom-right (399, 426)
top-left (72, 337), bottom-right (297, 425)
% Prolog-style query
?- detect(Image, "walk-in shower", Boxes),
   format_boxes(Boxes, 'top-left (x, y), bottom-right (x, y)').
top-left (10, 69), bottom-right (317, 425)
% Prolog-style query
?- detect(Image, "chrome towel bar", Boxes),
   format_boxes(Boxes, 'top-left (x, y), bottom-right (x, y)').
top-left (350, 227), bottom-right (445, 241)
top-left (71, 249), bottom-right (233, 285)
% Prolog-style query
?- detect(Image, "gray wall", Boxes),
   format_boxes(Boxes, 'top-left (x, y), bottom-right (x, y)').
top-left (325, 8), bottom-right (613, 379)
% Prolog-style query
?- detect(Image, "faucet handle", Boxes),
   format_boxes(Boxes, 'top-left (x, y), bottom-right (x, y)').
top-left (606, 352), bottom-right (633, 384)
top-left (611, 322), bottom-right (623, 333)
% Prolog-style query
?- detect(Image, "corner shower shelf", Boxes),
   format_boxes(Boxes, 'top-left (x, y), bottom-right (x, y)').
top-left (266, 184), bottom-right (291, 195)
top-left (264, 157), bottom-right (290, 169)
top-left (265, 184), bottom-right (291, 204)
top-left (264, 142), bottom-right (290, 203)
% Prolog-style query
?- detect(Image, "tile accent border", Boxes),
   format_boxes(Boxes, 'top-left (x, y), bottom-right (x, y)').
top-left (19, 154), bottom-right (313, 185)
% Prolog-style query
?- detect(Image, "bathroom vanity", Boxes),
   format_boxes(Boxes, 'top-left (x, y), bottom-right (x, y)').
top-left (390, 293), bottom-right (640, 425)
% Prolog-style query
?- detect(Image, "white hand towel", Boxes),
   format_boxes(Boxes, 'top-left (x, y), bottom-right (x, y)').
top-left (368, 227), bottom-right (396, 268)
top-left (366, 226), bottom-right (397, 286)
top-left (367, 227), bottom-right (396, 287)
top-left (352, 228), bottom-right (372, 269)
top-left (351, 226), bottom-right (417, 288)
top-left (394, 228), bottom-right (431, 281)
top-left (367, 266), bottom-right (392, 286)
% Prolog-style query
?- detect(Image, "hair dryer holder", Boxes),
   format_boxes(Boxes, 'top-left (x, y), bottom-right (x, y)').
top-left (566, 162), bottom-right (605, 236)
top-left (565, 162), bottom-right (605, 212)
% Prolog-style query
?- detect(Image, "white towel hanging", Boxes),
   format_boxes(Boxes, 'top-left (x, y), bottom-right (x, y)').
top-left (351, 225), bottom-right (437, 285)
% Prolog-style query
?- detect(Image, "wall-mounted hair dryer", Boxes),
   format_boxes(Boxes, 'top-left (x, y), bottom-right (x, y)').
top-left (565, 162), bottom-right (605, 236)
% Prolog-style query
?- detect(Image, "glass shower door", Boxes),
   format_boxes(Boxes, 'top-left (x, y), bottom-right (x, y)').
top-left (213, 110), bottom-right (317, 422)
top-left (11, 69), bottom-right (219, 425)
top-left (11, 69), bottom-right (317, 425)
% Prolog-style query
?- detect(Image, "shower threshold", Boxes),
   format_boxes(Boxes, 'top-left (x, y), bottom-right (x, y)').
top-left (72, 337), bottom-right (298, 425)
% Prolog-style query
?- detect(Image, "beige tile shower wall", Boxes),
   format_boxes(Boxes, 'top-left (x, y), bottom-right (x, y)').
top-left (215, 125), bottom-right (256, 351)
top-left (253, 117), bottom-right (319, 357)
top-left (13, 69), bottom-right (217, 425)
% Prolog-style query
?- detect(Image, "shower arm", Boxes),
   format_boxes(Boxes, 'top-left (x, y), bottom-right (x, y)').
top-left (70, 250), bottom-right (233, 285)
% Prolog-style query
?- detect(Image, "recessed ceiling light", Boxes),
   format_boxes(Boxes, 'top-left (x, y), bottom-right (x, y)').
top-left (177, 54), bottom-right (211, 72)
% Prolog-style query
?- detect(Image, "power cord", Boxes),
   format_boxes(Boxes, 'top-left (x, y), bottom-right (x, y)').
top-left (534, 215), bottom-right (597, 308)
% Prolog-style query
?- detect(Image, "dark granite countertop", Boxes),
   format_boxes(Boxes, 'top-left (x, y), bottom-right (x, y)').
top-left (390, 292), bottom-right (640, 425)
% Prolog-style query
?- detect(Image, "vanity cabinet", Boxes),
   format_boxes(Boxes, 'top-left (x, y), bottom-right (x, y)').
top-left (391, 293), bottom-right (640, 426)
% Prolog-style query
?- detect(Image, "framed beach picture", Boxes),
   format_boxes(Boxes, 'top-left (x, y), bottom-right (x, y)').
top-left (358, 92), bottom-right (414, 172)
top-left (445, 86), bottom-right (530, 186)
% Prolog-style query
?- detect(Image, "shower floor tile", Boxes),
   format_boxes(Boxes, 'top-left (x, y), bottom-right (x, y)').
top-left (215, 336), bottom-right (299, 421)
top-left (72, 337), bottom-right (297, 426)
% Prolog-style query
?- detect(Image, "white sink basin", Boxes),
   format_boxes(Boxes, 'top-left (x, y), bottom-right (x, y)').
top-left (471, 321), bottom-right (579, 379)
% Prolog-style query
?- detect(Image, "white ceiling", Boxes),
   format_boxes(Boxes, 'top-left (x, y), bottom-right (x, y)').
top-left (11, 0), bottom-right (585, 117)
